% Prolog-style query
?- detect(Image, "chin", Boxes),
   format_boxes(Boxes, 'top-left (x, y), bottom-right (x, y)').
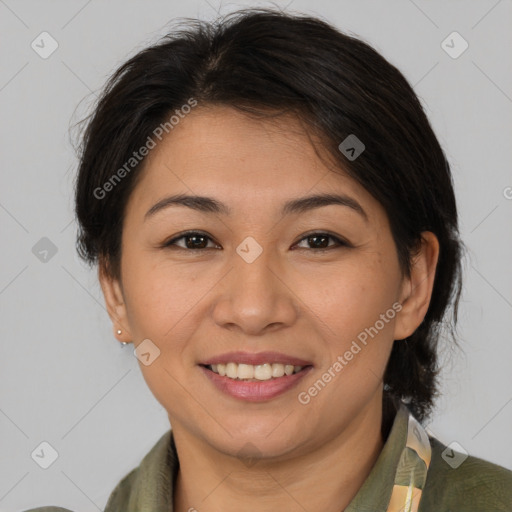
top-left (223, 435), bottom-right (303, 463)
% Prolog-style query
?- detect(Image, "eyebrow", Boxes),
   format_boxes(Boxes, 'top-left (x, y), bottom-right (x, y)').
top-left (144, 192), bottom-right (368, 222)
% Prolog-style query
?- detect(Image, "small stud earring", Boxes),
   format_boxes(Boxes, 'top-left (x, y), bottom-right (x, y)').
top-left (117, 329), bottom-right (122, 335)
top-left (121, 341), bottom-right (128, 346)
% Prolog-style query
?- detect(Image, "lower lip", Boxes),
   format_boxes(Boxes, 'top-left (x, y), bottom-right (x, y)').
top-left (200, 366), bottom-right (312, 402)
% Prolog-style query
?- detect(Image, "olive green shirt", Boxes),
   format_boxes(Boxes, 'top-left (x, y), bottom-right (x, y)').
top-left (25, 404), bottom-right (512, 511)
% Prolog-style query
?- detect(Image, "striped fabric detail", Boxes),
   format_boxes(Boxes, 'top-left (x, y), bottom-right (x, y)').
top-left (386, 412), bottom-right (431, 512)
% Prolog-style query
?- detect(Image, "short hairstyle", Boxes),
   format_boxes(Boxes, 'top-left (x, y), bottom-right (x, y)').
top-left (74, 8), bottom-right (465, 423)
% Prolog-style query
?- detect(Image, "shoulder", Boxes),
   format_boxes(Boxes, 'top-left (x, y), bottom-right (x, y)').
top-left (102, 465), bottom-right (139, 510)
top-left (420, 437), bottom-right (512, 511)
top-left (24, 431), bottom-right (173, 512)
top-left (21, 468), bottom-right (140, 512)
top-left (104, 429), bottom-right (174, 510)
top-left (22, 508), bottom-right (75, 512)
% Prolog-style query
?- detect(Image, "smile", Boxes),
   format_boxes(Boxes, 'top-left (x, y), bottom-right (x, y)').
top-left (199, 352), bottom-right (313, 402)
top-left (207, 362), bottom-right (304, 380)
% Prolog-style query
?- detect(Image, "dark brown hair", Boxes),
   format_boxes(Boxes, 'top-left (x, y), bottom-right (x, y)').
top-left (74, 7), bottom-right (465, 423)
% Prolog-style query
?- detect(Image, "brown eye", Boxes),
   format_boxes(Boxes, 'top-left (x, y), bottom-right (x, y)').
top-left (294, 232), bottom-right (349, 251)
top-left (162, 231), bottom-right (349, 252)
top-left (163, 231), bottom-right (219, 250)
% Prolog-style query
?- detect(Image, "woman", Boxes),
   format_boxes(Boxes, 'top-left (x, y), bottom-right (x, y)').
top-left (27, 8), bottom-right (512, 512)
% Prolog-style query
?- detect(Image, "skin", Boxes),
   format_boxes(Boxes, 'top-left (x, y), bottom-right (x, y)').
top-left (99, 105), bottom-right (439, 512)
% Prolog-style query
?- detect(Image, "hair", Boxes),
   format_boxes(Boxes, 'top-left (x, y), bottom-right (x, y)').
top-left (74, 7), bottom-right (465, 424)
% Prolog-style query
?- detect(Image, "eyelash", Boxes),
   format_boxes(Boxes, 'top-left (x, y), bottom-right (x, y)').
top-left (161, 230), bottom-right (350, 252)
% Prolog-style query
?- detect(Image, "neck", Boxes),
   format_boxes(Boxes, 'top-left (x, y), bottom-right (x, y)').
top-left (172, 395), bottom-right (386, 512)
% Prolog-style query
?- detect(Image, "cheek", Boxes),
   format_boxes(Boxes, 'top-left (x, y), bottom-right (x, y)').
top-left (300, 276), bottom-right (399, 420)
top-left (120, 260), bottom-right (196, 408)
top-left (299, 257), bottom-right (398, 339)
top-left (120, 253), bottom-right (185, 345)
top-left (303, 255), bottom-right (401, 395)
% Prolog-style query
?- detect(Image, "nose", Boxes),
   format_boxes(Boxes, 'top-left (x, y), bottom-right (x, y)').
top-left (211, 243), bottom-right (299, 336)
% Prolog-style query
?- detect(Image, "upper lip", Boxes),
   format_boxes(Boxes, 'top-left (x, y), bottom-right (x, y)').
top-left (200, 351), bottom-right (313, 367)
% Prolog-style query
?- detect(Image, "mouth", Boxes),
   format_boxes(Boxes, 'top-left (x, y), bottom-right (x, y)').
top-left (199, 352), bottom-right (313, 401)
top-left (202, 362), bottom-right (307, 381)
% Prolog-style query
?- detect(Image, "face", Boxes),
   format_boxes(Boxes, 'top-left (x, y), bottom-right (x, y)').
top-left (100, 105), bottom-right (436, 461)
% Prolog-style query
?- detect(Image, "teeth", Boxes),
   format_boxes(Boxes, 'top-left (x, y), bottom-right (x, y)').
top-left (271, 363), bottom-right (285, 378)
top-left (254, 363), bottom-right (272, 380)
top-left (238, 363), bottom-right (254, 379)
top-left (208, 362), bottom-right (304, 380)
top-left (226, 362), bottom-right (238, 379)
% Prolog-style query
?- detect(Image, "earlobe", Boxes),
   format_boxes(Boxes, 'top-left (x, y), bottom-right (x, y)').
top-left (98, 263), bottom-right (132, 342)
top-left (393, 232), bottom-right (440, 341)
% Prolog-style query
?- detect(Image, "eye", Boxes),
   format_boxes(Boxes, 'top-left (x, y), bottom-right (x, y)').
top-left (163, 231), bottom-right (220, 250)
top-left (293, 232), bottom-right (349, 251)
top-left (162, 231), bottom-right (350, 251)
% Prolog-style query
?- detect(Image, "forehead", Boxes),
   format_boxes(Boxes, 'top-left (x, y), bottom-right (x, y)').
top-left (127, 105), bottom-right (381, 221)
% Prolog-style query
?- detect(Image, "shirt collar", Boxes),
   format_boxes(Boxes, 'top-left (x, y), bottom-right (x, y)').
top-left (345, 403), bottom-right (411, 511)
top-left (105, 403), bottom-right (411, 511)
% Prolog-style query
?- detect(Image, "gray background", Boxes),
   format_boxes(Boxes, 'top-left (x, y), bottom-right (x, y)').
top-left (1, 0), bottom-right (511, 510)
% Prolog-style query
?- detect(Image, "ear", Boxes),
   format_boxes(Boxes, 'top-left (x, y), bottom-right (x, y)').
top-left (98, 261), bottom-right (132, 343)
top-left (393, 231), bottom-right (440, 341)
